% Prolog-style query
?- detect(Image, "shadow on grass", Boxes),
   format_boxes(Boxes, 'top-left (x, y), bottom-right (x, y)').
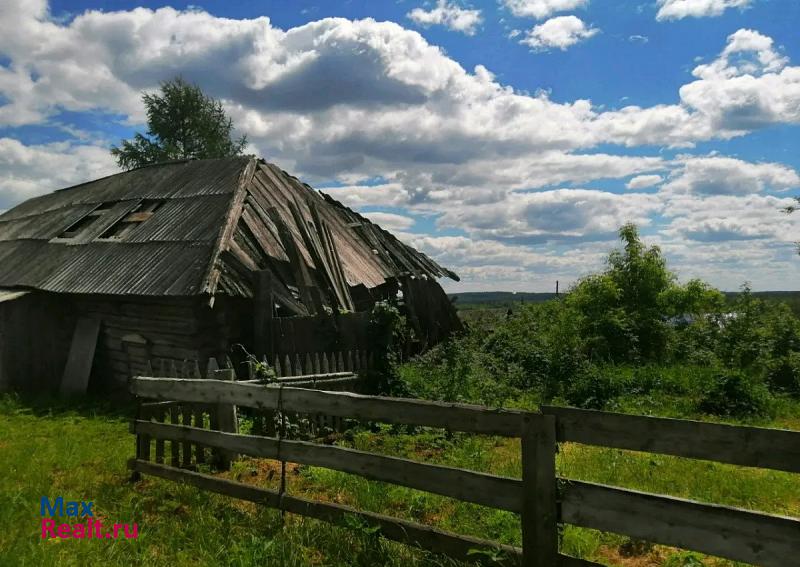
top-left (0, 390), bottom-right (136, 420)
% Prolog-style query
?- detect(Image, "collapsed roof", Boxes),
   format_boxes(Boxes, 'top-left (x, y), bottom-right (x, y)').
top-left (0, 157), bottom-right (458, 314)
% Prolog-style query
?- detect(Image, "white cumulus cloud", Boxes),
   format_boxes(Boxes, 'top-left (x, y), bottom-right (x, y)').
top-left (626, 174), bottom-right (663, 189)
top-left (520, 15), bottom-right (599, 51)
top-left (503, 0), bottom-right (589, 19)
top-left (1, 2), bottom-right (800, 291)
top-left (656, 0), bottom-right (753, 21)
top-left (0, 137), bottom-right (116, 208)
top-left (407, 1), bottom-right (482, 35)
top-left (361, 211), bottom-right (417, 231)
top-left (662, 155), bottom-right (800, 196)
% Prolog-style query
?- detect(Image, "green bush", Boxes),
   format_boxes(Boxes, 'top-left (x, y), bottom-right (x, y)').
top-left (566, 224), bottom-right (725, 364)
top-left (766, 353), bottom-right (800, 396)
top-left (399, 226), bottom-right (800, 415)
top-left (564, 364), bottom-right (623, 410)
top-left (697, 370), bottom-right (774, 419)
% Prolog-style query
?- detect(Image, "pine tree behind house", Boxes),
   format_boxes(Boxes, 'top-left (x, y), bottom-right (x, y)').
top-left (111, 77), bottom-right (247, 170)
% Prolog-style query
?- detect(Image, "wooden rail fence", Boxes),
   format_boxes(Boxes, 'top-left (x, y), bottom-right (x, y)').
top-left (140, 356), bottom-right (361, 447)
top-left (129, 377), bottom-right (800, 567)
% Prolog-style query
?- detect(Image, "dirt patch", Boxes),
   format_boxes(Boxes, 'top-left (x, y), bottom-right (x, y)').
top-left (596, 544), bottom-right (670, 567)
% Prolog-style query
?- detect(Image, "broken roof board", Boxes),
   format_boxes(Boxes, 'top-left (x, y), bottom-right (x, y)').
top-left (0, 157), bottom-right (457, 299)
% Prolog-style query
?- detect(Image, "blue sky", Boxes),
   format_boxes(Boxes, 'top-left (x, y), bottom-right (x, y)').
top-left (1, 0), bottom-right (800, 292)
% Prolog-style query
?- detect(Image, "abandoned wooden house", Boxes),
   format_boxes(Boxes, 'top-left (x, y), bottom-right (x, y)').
top-left (0, 157), bottom-right (461, 394)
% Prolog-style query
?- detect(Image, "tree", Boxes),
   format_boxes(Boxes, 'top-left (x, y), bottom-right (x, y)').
top-left (567, 223), bottom-right (724, 362)
top-left (111, 77), bottom-right (247, 170)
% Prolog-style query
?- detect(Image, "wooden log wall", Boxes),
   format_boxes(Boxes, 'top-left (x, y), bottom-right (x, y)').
top-left (0, 292), bottom-right (76, 393)
top-left (70, 294), bottom-right (249, 389)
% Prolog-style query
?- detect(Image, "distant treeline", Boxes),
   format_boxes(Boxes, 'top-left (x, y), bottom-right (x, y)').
top-left (452, 290), bottom-right (800, 315)
top-left (449, 292), bottom-right (557, 310)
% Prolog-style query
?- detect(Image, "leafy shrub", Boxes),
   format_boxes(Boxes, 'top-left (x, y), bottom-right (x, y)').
top-left (766, 352), bottom-right (800, 396)
top-left (668, 316), bottom-right (721, 367)
top-left (400, 227), bottom-right (800, 413)
top-left (362, 301), bottom-right (412, 396)
top-left (566, 224), bottom-right (725, 364)
top-left (564, 364), bottom-right (623, 410)
top-left (697, 370), bottom-right (774, 419)
top-left (630, 366), bottom-right (664, 395)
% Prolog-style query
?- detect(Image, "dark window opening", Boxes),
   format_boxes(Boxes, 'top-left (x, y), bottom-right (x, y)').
top-left (99, 200), bottom-right (164, 240)
top-left (59, 207), bottom-right (106, 239)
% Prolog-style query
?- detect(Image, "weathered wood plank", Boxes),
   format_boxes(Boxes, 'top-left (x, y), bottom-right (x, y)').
top-left (128, 459), bottom-right (523, 566)
top-left (213, 368), bottom-right (237, 470)
top-left (279, 377), bottom-right (359, 390)
top-left (169, 405), bottom-right (180, 467)
top-left (542, 405), bottom-right (800, 473)
top-left (278, 387), bottom-right (526, 437)
top-left (280, 494), bottom-right (521, 566)
top-left (130, 378), bottom-right (527, 436)
top-left (193, 407), bottom-right (205, 465)
top-left (130, 459), bottom-right (281, 506)
top-left (560, 480), bottom-right (800, 567)
top-left (131, 377), bottom-right (280, 408)
top-left (180, 406), bottom-right (192, 468)
top-left (60, 317), bottom-right (101, 395)
top-left (202, 158), bottom-right (256, 295)
top-left (154, 410), bottom-right (165, 465)
top-left (521, 414), bottom-right (558, 567)
top-left (132, 420), bottom-right (523, 512)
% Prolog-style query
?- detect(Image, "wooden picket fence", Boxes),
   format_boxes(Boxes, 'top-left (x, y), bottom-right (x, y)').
top-left (139, 355), bottom-right (363, 462)
top-left (128, 377), bottom-right (800, 567)
top-left (255, 349), bottom-right (373, 378)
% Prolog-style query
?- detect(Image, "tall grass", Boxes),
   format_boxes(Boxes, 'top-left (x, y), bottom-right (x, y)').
top-left (2, 390), bottom-right (798, 566)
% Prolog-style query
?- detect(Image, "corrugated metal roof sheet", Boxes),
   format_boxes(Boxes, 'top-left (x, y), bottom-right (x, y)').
top-left (0, 156), bottom-right (457, 300)
top-left (0, 158), bottom-right (247, 296)
top-left (0, 157), bottom-right (248, 222)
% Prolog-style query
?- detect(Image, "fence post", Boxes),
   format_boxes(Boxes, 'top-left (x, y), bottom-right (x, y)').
top-left (130, 401), bottom-right (149, 481)
top-left (213, 367), bottom-right (238, 469)
top-left (521, 413), bottom-right (558, 566)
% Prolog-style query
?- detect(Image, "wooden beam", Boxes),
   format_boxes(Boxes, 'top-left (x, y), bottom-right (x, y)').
top-left (202, 158), bottom-right (257, 295)
top-left (129, 378), bottom-right (527, 437)
top-left (60, 317), bottom-right (101, 395)
top-left (128, 459), bottom-right (523, 567)
top-left (521, 414), bottom-right (558, 567)
top-left (132, 420), bottom-right (523, 512)
top-left (254, 270), bottom-right (274, 358)
top-left (542, 405), bottom-right (800, 473)
top-left (560, 480), bottom-right (800, 567)
top-left (266, 206), bottom-right (320, 314)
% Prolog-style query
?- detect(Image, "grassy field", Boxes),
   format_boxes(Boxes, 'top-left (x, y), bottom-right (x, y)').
top-left (1, 390), bottom-right (798, 567)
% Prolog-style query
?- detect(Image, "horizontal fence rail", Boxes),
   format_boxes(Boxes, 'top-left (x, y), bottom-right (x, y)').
top-left (542, 405), bottom-right (800, 473)
top-left (129, 459), bottom-right (525, 567)
top-left (130, 376), bottom-right (800, 567)
top-left (132, 420), bottom-right (523, 512)
top-left (560, 480), bottom-right (800, 567)
top-left (131, 377), bottom-right (529, 437)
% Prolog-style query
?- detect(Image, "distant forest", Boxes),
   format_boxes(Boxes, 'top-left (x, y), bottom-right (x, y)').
top-left (451, 290), bottom-right (800, 315)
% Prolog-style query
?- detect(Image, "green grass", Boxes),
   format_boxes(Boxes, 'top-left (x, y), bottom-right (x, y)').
top-left (1, 390), bottom-right (798, 567)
